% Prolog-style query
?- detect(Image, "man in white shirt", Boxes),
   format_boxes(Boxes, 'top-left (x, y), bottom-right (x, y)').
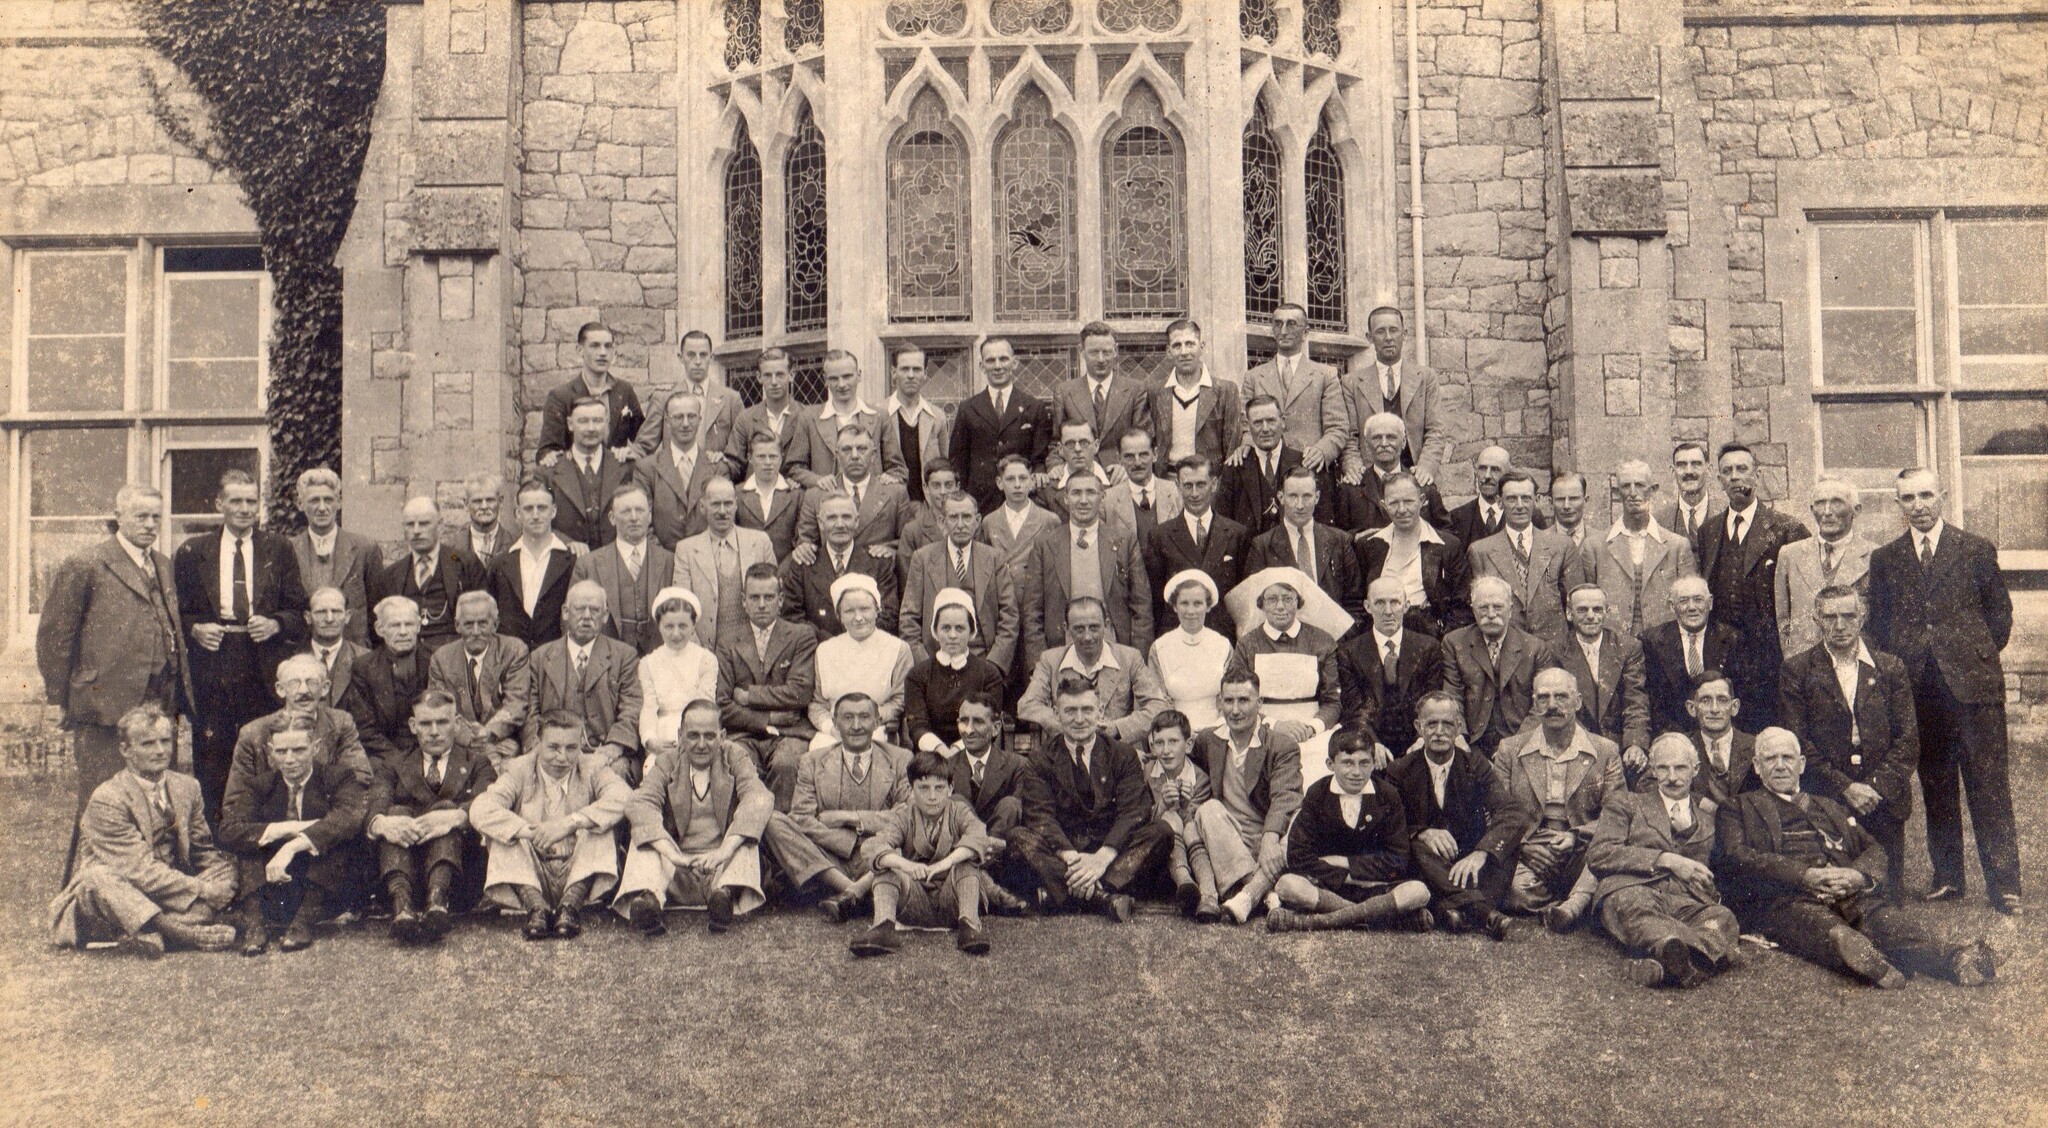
top-left (1117, 431), bottom-right (1181, 540)
top-left (487, 480), bottom-right (576, 648)
top-left (881, 345), bottom-right (953, 509)
top-left (1243, 303), bottom-right (1348, 476)
top-left (304, 587), bottom-right (360, 706)
top-left (1338, 305), bottom-right (1448, 487)
top-left (1571, 458), bottom-right (1696, 637)
top-left (791, 349), bottom-right (905, 488)
top-left (1548, 471), bottom-right (1589, 549)
top-left (1659, 441), bottom-right (1714, 548)
top-left (287, 468), bottom-right (380, 648)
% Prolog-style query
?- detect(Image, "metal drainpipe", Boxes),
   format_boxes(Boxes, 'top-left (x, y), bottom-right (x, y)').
top-left (1407, 0), bottom-right (1427, 366)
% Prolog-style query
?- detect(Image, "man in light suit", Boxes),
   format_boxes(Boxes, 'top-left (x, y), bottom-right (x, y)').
top-left (1116, 431), bottom-right (1182, 542)
top-left (1038, 419), bottom-right (1140, 533)
top-left (1867, 467), bottom-right (2018, 912)
top-left (1018, 597), bottom-right (1170, 745)
top-left (523, 581), bottom-right (644, 783)
top-left (1335, 580), bottom-right (1444, 757)
top-left (39, 484), bottom-right (191, 852)
top-left (1242, 304), bottom-right (1348, 479)
top-left (879, 345), bottom-right (954, 509)
top-left (634, 329), bottom-right (741, 472)
top-left (1147, 323), bottom-right (1244, 477)
top-left (1697, 442), bottom-right (1810, 729)
top-left (793, 424), bottom-right (909, 558)
top-left (304, 587), bottom-right (363, 707)
top-left (1021, 470), bottom-right (1153, 669)
top-left (1568, 459), bottom-right (1696, 637)
top-left (949, 337), bottom-right (1055, 513)
top-left (615, 699), bottom-right (774, 936)
top-left (447, 472), bottom-right (518, 567)
top-left (1640, 576), bottom-right (1748, 738)
top-left (1340, 305), bottom-right (1449, 488)
top-left (469, 710), bottom-right (632, 940)
top-left (1468, 470), bottom-right (1574, 645)
top-left (427, 591), bottom-right (529, 765)
top-left (718, 564), bottom-right (820, 809)
top-left (485, 481), bottom-right (576, 648)
top-left (899, 492), bottom-right (1020, 671)
top-left (1493, 668), bottom-right (1625, 920)
top-left (545, 396), bottom-right (642, 550)
top-left (1586, 734), bottom-right (1740, 988)
top-left (372, 495), bottom-right (486, 655)
top-left (1143, 456), bottom-right (1250, 639)
top-left (671, 478), bottom-right (778, 651)
top-left (1556, 585), bottom-right (1650, 781)
top-left (781, 493), bottom-right (901, 639)
top-left (1440, 577), bottom-right (1561, 758)
top-left (789, 350), bottom-right (906, 488)
top-left (759, 693), bottom-right (914, 920)
top-left (287, 468), bottom-right (380, 647)
top-left (641, 390), bottom-right (726, 550)
top-left (735, 430), bottom-right (805, 561)
top-left (1049, 322), bottom-right (1153, 473)
top-left (723, 347), bottom-right (813, 481)
top-left (1775, 476), bottom-right (1873, 660)
top-left (1191, 670), bottom-right (1306, 924)
top-left (50, 705), bottom-right (237, 957)
top-left (572, 481), bottom-right (672, 654)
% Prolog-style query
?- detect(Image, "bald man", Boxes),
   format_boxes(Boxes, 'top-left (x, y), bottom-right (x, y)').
top-left (371, 496), bottom-right (485, 655)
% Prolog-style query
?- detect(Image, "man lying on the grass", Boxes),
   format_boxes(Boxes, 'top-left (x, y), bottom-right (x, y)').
top-left (849, 749), bottom-right (1000, 957)
top-left (616, 699), bottom-right (773, 937)
top-left (470, 709), bottom-right (631, 941)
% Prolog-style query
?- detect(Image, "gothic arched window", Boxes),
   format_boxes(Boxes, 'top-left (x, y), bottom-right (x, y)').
top-left (993, 84), bottom-right (1077, 320)
top-left (991, 0), bottom-right (1073, 34)
top-left (1102, 83), bottom-right (1187, 317)
top-left (1305, 112), bottom-right (1349, 331)
top-left (1303, 0), bottom-right (1343, 58)
top-left (887, 90), bottom-right (971, 322)
top-left (724, 119), bottom-right (763, 339)
top-left (785, 105), bottom-right (828, 332)
top-left (886, 0), bottom-right (967, 35)
top-left (1100, 0), bottom-right (1180, 32)
top-left (724, 0), bottom-right (761, 70)
top-left (1242, 100), bottom-right (1284, 320)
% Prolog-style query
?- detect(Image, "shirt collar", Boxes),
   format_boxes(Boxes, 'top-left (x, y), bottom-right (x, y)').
top-left (1368, 522), bottom-right (1446, 546)
top-left (1070, 520), bottom-right (1101, 543)
top-left (885, 393), bottom-right (946, 426)
top-left (1526, 725), bottom-right (1599, 764)
top-left (819, 399), bottom-right (873, 422)
top-left (1335, 775), bottom-right (1377, 797)
top-left (308, 526), bottom-right (338, 551)
top-left (567, 636), bottom-right (594, 660)
top-left (1263, 621), bottom-right (1302, 642)
top-left (1374, 625), bottom-right (1402, 647)
top-left (1227, 724), bottom-right (1267, 754)
top-left (517, 535), bottom-right (569, 560)
top-left (1086, 372), bottom-right (1114, 393)
top-left (1919, 520), bottom-right (1946, 552)
top-left (116, 533), bottom-right (152, 569)
top-left (750, 473), bottom-right (793, 493)
top-left (669, 441), bottom-right (700, 464)
top-left (1171, 368), bottom-right (1215, 394)
top-left (1827, 639), bottom-right (1876, 668)
top-left (1725, 499), bottom-right (1759, 527)
top-left (1060, 645), bottom-right (1121, 674)
top-left (1608, 516), bottom-right (1674, 543)
top-left (936, 649), bottom-right (970, 671)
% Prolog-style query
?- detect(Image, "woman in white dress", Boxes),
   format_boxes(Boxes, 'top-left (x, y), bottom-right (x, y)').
top-left (808, 573), bottom-right (914, 750)
top-left (637, 586), bottom-right (720, 756)
top-left (1147, 569), bottom-right (1232, 734)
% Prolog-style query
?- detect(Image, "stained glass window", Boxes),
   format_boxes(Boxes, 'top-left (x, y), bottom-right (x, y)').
top-left (991, 0), bottom-right (1072, 35)
top-left (994, 85), bottom-right (1077, 321)
top-left (724, 0), bottom-right (761, 69)
top-left (1305, 114), bottom-right (1348, 332)
top-left (1242, 101), bottom-right (1284, 321)
top-left (785, 0), bottom-right (823, 52)
top-left (724, 120), bottom-right (763, 340)
top-left (790, 350), bottom-right (829, 405)
top-left (887, 90), bottom-right (971, 322)
top-left (1102, 84), bottom-right (1187, 318)
top-left (1010, 344), bottom-right (1075, 401)
top-left (1241, 0), bottom-right (1278, 42)
top-left (725, 361), bottom-right (763, 408)
top-left (1100, 0), bottom-right (1181, 33)
top-left (886, 0), bottom-right (967, 35)
top-left (1303, 0), bottom-right (1343, 58)
top-left (785, 106), bottom-right (828, 332)
top-left (1115, 344), bottom-right (1175, 388)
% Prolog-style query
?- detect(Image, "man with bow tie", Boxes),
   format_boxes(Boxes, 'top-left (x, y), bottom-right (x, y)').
top-left (364, 690), bottom-right (496, 945)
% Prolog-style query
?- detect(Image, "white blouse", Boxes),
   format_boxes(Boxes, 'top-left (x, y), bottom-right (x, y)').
top-left (1148, 627), bottom-right (1232, 734)
top-left (637, 642), bottom-right (720, 749)
top-left (809, 629), bottom-right (916, 746)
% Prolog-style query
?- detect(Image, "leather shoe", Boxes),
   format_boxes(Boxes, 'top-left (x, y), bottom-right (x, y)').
top-left (1399, 907), bottom-right (1436, 933)
top-left (1951, 940), bottom-right (1998, 987)
top-left (523, 909), bottom-right (554, 941)
top-left (1176, 882), bottom-right (1201, 919)
top-left (1543, 901), bottom-right (1583, 933)
top-left (1627, 957), bottom-right (1668, 987)
top-left (1922, 883), bottom-right (1965, 903)
top-left (817, 893), bottom-right (857, 924)
top-left (1194, 898), bottom-right (1222, 924)
top-left (1650, 936), bottom-right (1690, 987)
top-left (390, 909), bottom-right (421, 945)
top-left (1104, 893), bottom-right (1137, 924)
top-left (706, 890), bottom-right (735, 934)
top-left (278, 921), bottom-right (314, 952)
top-left (954, 922), bottom-right (990, 955)
top-left (849, 920), bottom-right (900, 957)
top-left (420, 904), bottom-right (452, 942)
top-left (626, 894), bottom-right (667, 938)
top-left (115, 932), bottom-right (166, 960)
top-left (1437, 907), bottom-right (1470, 933)
top-left (552, 905), bottom-right (584, 939)
top-left (240, 925), bottom-right (270, 957)
top-left (1480, 910), bottom-right (1512, 942)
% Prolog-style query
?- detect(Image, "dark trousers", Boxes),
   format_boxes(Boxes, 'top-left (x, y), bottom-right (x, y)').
top-left (193, 637), bottom-right (276, 820)
top-left (1913, 672), bottom-right (2020, 899)
top-left (1860, 803), bottom-right (1909, 902)
top-left (1747, 891), bottom-right (1958, 980)
top-left (375, 809), bottom-right (475, 905)
top-left (1008, 820), bottom-right (1173, 906)
top-left (1413, 841), bottom-right (1513, 918)
top-left (238, 840), bottom-right (360, 930)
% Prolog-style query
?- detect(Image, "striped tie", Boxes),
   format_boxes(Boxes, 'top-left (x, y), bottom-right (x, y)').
top-left (1511, 531), bottom-right (1531, 588)
top-left (953, 547), bottom-right (968, 586)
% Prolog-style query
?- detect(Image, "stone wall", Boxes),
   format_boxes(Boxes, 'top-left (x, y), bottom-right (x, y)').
top-left (516, 0), bottom-right (680, 460)
top-left (1394, 0), bottom-right (1552, 497)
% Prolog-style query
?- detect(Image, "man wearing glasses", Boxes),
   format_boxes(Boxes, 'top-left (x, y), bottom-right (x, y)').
top-left (1241, 303), bottom-right (1348, 480)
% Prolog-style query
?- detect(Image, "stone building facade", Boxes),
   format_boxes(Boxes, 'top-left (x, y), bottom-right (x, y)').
top-left (2, 0), bottom-right (2045, 714)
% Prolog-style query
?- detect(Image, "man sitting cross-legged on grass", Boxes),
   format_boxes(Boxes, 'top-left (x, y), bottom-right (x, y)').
top-left (1383, 691), bottom-right (1528, 940)
top-left (944, 693), bottom-right (1034, 916)
top-left (1010, 676), bottom-right (1173, 922)
top-left (50, 704), bottom-right (239, 958)
top-left (364, 689), bottom-right (496, 946)
top-left (761, 692), bottom-right (912, 924)
top-left (1193, 669), bottom-right (1305, 925)
top-left (1716, 727), bottom-right (1998, 990)
top-left (1495, 667), bottom-right (1625, 930)
top-left (1269, 731), bottom-right (1432, 932)
top-left (616, 699), bottom-right (773, 937)
top-left (469, 710), bottom-right (632, 941)
top-left (1144, 710), bottom-right (1217, 921)
top-left (1586, 733), bottom-right (1740, 989)
top-left (851, 749), bottom-right (1003, 958)
top-left (220, 714), bottom-right (368, 956)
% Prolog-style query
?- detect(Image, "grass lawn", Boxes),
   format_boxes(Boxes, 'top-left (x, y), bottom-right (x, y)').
top-left (1, 751), bottom-right (2044, 1127)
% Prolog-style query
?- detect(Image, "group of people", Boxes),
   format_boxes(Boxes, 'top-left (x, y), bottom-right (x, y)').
top-left (36, 306), bottom-right (2019, 987)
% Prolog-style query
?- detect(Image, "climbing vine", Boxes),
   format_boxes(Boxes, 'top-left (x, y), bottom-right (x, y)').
top-left (136, 0), bottom-right (386, 531)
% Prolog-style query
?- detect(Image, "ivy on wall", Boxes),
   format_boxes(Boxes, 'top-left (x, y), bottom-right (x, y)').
top-left (136, 0), bottom-right (386, 531)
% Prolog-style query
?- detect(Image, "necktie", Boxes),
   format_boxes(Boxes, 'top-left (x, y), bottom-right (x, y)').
top-left (1919, 535), bottom-right (1933, 569)
top-left (1685, 632), bottom-right (1703, 677)
top-left (1671, 801), bottom-right (1692, 833)
top-left (1262, 451), bottom-right (1276, 484)
top-left (755, 627), bottom-right (772, 666)
top-left (1295, 526), bottom-right (1315, 585)
top-left (1485, 505), bottom-right (1501, 535)
top-left (971, 758), bottom-right (985, 787)
top-left (288, 782), bottom-right (304, 821)
top-left (1708, 738), bottom-right (1726, 774)
top-left (623, 544), bottom-right (641, 580)
top-left (1194, 516), bottom-right (1208, 550)
top-left (953, 547), bottom-right (969, 586)
top-left (1730, 512), bottom-right (1745, 545)
top-left (154, 781), bottom-right (171, 818)
top-left (1382, 365), bottom-right (1397, 405)
top-left (573, 647), bottom-right (588, 680)
top-left (415, 553), bottom-right (433, 591)
top-left (1383, 638), bottom-right (1399, 684)
top-left (850, 751), bottom-right (868, 784)
top-left (1685, 505), bottom-right (1699, 540)
top-left (993, 390), bottom-right (1007, 418)
top-left (427, 756), bottom-right (444, 791)
top-left (1138, 486), bottom-right (1152, 513)
top-left (467, 653), bottom-right (487, 719)
top-left (1093, 382), bottom-right (1108, 421)
top-left (1821, 541), bottom-right (1836, 578)
top-left (1511, 531), bottom-right (1531, 587)
top-left (831, 548), bottom-right (846, 576)
top-left (231, 536), bottom-right (251, 622)
top-left (1076, 527), bottom-right (1091, 550)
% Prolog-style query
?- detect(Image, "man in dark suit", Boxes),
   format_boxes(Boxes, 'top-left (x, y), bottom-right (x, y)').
top-left (1639, 576), bottom-right (1744, 738)
top-left (545, 396), bottom-right (642, 550)
top-left (1049, 322), bottom-right (1153, 471)
top-left (486, 480), bottom-right (578, 648)
top-left (1438, 577), bottom-right (1559, 757)
top-left (1695, 442), bottom-right (1810, 729)
top-left (641, 390), bottom-right (726, 549)
top-left (1326, 411), bottom-right (1451, 533)
top-left (1355, 472), bottom-right (1472, 638)
top-left (948, 336), bottom-right (1054, 513)
top-left (341, 597), bottom-right (435, 762)
top-left (792, 424), bottom-right (910, 558)
top-left (1009, 676), bottom-right (1172, 921)
top-left (945, 692), bottom-right (1026, 839)
top-left (287, 468), bottom-right (380, 647)
top-left (425, 591), bottom-right (530, 765)
top-left (1336, 578), bottom-right (1444, 757)
top-left (370, 496), bottom-right (486, 656)
top-left (1442, 445), bottom-right (1527, 550)
top-left (218, 716), bottom-right (366, 955)
top-left (1216, 395), bottom-right (1298, 536)
top-left (38, 484), bottom-right (191, 861)
top-left (363, 690), bottom-right (496, 944)
top-left (447, 472), bottom-right (517, 566)
top-left (1716, 729), bottom-right (1997, 988)
top-left (735, 430), bottom-right (805, 561)
top-left (719, 564), bottom-right (820, 810)
top-left (1866, 467), bottom-right (2019, 913)
top-left (1147, 330), bottom-right (1244, 478)
top-left (1780, 585), bottom-right (1920, 898)
top-left (723, 347), bottom-right (814, 481)
top-left (524, 580), bottom-right (644, 783)
top-left (571, 482), bottom-right (672, 654)
top-left (1682, 670), bottom-right (1756, 813)
top-left (173, 469), bottom-right (308, 818)
top-left (304, 587), bottom-right (364, 708)
top-left (1144, 456), bottom-right (1250, 639)
top-left (1020, 469), bottom-right (1153, 669)
top-left (1243, 465), bottom-right (1365, 627)
top-left (1385, 692), bottom-right (1528, 938)
top-left (781, 493), bottom-right (900, 639)
top-left (1556, 584), bottom-right (1650, 779)
top-left (535, 321), bottom-right (646, 465)
top-left (1656, 440), bottom-right (1715, 555)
